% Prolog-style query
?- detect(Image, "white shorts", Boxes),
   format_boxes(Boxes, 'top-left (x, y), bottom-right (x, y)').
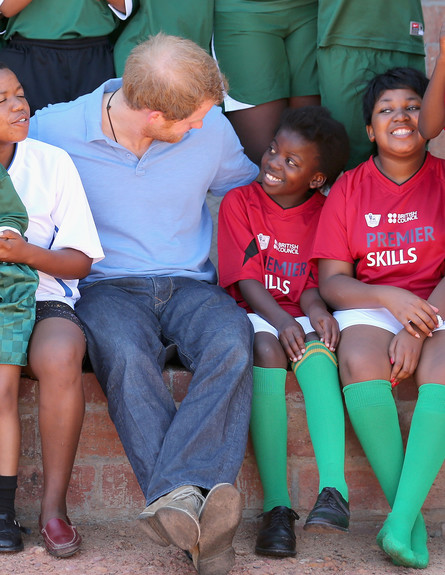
top-left (247, 313), bottom-right (314, 336)
top-left (334, 308), bottom-right (445, 335)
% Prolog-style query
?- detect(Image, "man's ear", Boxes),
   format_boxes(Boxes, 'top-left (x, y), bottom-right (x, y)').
top-left (366, 124), bottom-right (375, 142)
top-left (309, 172), bottom-right (327, 189)
top-left (147, 110), bottom-right (164, 124)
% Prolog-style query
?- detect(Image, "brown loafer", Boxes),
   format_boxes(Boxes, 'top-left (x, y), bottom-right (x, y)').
top-left (39, 516), bottom-right (81, 558)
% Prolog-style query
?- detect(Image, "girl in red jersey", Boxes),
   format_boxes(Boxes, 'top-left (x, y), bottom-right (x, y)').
top-left (418, 22), bottom-right (445, 139)
top-left (218, 107), bottom-right (349, 558)
top-left (313, 67), bottom-right (445, 569)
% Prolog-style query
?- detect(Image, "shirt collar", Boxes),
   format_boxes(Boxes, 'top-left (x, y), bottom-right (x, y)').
top-left (85, 78), bottom-right (123, 143)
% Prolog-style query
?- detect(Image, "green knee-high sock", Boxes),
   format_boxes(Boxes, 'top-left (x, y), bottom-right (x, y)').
top-left (344, 380), bottom-right (427, 565)
top-left (250, 366), bottom-right (291, 512)
top-left (292, 341), bottom-right (348, 501)
top-left (382, 384), bottom-right (445, 565)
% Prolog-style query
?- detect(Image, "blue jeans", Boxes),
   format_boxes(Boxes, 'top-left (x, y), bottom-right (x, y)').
top-left (76, 276), bottom-right (253, 505)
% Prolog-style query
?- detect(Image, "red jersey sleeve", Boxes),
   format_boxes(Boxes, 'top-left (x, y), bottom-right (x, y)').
top-left (218, 185), bottom-right (263, 289)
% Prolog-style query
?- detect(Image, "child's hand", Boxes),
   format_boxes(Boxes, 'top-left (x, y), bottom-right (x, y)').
top-left (0, 229), bottom-right (28, 263)
top-left (309, 309), bottom-right (340, 351)
top-left (382, 286), bottom-right (439, 338)
top-left (388, 329), bottom-right (425, 387)
top-left (277, 318), bottom-right (306, 362)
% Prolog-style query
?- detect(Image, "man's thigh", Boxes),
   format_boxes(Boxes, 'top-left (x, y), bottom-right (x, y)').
top-left (76, 277), bottom-right (165, 365)
top-left (160, 278), bottom-right (253, 371)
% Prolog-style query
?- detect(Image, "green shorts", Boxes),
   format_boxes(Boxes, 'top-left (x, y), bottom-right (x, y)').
top-left (317, 45), bottom-right (426, 169)
top-left (214, 0), bottom-right (318, 106)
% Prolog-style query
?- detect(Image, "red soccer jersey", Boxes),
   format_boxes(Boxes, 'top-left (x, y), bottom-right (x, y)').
top-left (312, 154), bottom-right (445, 299)
top-left (218, 181), bottom-right (324, 316)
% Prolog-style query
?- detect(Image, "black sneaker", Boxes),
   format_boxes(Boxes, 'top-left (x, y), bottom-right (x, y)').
top-left (0, 513), bottom-right (26, 552)
top-left (255, 506), bottom-right (299, 557)
top-left (304, 487), bottom-right (350, 533)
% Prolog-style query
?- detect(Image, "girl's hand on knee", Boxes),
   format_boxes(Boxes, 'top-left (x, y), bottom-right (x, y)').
top-left (389, 330), bottom-right (425, 387)
top-left (309, 310), bottom-right (340, 351)
top-left (383, 287), bottom-right (439, 338)
top-left (278, 319), bottom-right (306, 362)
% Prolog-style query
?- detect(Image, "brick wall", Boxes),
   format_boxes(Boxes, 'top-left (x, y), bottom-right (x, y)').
top-left (16, 1), bottom-right (445, 525)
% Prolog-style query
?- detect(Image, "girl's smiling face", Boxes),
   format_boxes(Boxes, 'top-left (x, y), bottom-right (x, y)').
top-left (260, 128), bottom-right (326, 209)
top-left (366, 88), bottom-right (426, 160)
top-left (0, 68), bottom-right (30, 148)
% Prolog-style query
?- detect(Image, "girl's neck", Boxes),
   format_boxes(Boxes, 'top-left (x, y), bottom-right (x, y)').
top-left (373, 151), bottom-right (426, 185)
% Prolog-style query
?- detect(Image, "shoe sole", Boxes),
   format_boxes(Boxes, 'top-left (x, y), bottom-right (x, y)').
top-left (137, 514), bottom-right (170, 547)
top-left (255, 546), bottom-right (297, 558)
top-left (0, 544), bottom-right (24, 553)
top-left (193, 483), bottom-right (241, 575)
top-left (46, 543), bottom-right (81, 558)
top-left (155, 506), bottom-right (200, 551)
top-left (303, 521), bottom-right (349, 533)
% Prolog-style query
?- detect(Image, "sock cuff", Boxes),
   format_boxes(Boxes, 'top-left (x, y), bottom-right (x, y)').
top-left (418, 383), bottom-right (445, 413)
top-left (0, 475), bottom-right (18, 490)
top-left (292, 340), bottom-right (337, 376)
top-left (343, 379), bottom-right (392, 410)
top-left (253, 366), bottom-right (287, 395)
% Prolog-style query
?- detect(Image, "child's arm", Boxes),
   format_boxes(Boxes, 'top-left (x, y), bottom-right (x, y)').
top-left (319, 259), bottom-right (439, 338)
top-left (419, 22), bottom-right (445, 139)
top-left (300, 287), bottom-right (339, 351)
top-left (238, 278), bottom-right (306, 362)
top-left (0, 0), bottom-right (32, 18)
top-left (0, 230), bottom-right (92, 279)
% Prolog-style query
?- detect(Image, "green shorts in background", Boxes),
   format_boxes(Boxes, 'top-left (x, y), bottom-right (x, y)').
top-left (317, 45), bottom-right (426, 169)
top-left (214, 0), bottom-right (318, 105)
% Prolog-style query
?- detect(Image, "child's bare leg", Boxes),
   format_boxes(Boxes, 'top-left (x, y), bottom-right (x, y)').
top-left (27, 318), bottom-right (85, 525)
top-left (0, 365), bottom-right (22, 477)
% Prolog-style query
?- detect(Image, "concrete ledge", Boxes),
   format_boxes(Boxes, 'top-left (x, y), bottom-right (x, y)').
top-left (16, 369), bottom-right (445, 527)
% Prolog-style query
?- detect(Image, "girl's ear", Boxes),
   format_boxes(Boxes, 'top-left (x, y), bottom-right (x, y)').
top-left (366, 124), bottom-right (375, 142)
top-left (309, 172), bottom-right (327, 189)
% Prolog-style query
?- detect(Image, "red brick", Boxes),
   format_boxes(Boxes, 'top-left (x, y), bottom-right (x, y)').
top-left (101, 463), bottom-right (145, 512)
top-left (82, 372), bottom-right (107, 405)
top-left (164, 367), bottom-right (192, 402)
top-left (287, 407), bottom-right (315, 457)
top-left (345, 417), bottom-right (365, 457)
top-left (19, 413), bottom-right (39, 459)
top-left (17, 465), bottom-right (43, 516)
top-left (67, 465), bottom-right (97, 510)
top-left (18, 376), bottom-right (38, 404)
top-left (236, 457), bottom-right (263, 512)
top-left (78, 411), bottom-right (125, 458)
top-left (345, 465), bottom-right (388, 513)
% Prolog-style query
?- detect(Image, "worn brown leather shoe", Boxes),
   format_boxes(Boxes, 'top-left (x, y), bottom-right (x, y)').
top-left (39, 516), bottom-right (82, 557)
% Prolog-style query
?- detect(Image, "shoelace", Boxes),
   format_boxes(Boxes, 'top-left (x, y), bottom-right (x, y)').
top-left (259, 508), bottom-right (300, 526)
top-left (315, 488), bottom-right (347, 513)
top-left (171, 487), bottom-right (206, 511)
